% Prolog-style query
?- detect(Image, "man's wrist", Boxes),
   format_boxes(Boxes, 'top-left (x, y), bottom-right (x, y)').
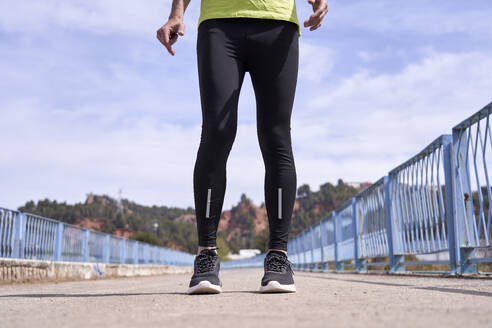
top-left (169, 13), bottom-right (184, 21)
top-left (168, 0), bottom-right (190, 21)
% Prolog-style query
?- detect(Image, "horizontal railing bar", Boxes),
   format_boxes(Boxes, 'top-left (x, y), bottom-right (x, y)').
top-left (355, 177), bottom-right (384, 198)
top-left (403, 261), bottom-right (450, 266)
top-left (478, 271), bottom-right (492, 275)
top-left (407, 271), bottom-right (450, 275)
top-left (469, 258), bottom-right (492, 264)
top-left (23, 212), bottom-right (64, 224)
top-left (365, 262), bottom-right (389, 266)
top-left (452, 101), bottom-right (492, 131)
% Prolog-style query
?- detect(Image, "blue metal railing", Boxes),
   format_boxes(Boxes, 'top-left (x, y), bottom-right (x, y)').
top-left (0, 208), bottom-right (194, 266)
top-left (224, 101), bottom-right (492, 275)
top-left (452, 102), bottom-right (492, 272)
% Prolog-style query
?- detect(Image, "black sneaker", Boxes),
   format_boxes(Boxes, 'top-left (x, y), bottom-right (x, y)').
top-left (259, 250), bottom-right (296, 293)
top-left (187, 248), bottom-right (222, 294)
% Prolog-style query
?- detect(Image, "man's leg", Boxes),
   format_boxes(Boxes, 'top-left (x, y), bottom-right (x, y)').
top-left (193, 19), bottom-right (246, 252)
top-left (247, 19), bottom-right (299, 293)
top-left (247, 20), bottom-right (299, 252)
top-left (188, 19), bottom-right (247, 295)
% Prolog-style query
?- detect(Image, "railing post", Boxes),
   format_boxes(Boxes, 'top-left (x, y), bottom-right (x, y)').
top-left (171, 249), bottom-right (176, 266)
top-left (10, 214), bottom-right (17, 258)
top-left (121, 239), bottom-right (126, 264)
top-left (134, 241), bottom-right (139, 264)
top-left (13, 212), bottom-right (26, 259)
top-left (302, 232), bottom-right (307, 271)
top-left (296, 234), bottom-right (300, 270)
top-left (54, 222), bottom-right (64, 261)
top-left (150, 244), bottom-right (153, 264)
top-left (149, 245), bottom-right (153, 264)
top-left (294, 237), bottom-right (299, 270)
top-left (384, 175), bottom-right (404, 273)
top-left (163, 248), bottom-right (169, 266)
top-left (352, 197), bottom-right (362, 273)
top-left (442, 135), bottom-right (458, 274)
top-left (452, 128), bottom-right (477, 274)
top-left (289, 238), bottom-right (294, 267)
top-left (146, 244), bottom-right (150, 264)
top-left (310, 226), bottom-right (315, 271)
top-left (320, 219), bottom-right (326, 272)
top-left (103, 235), bottom-right (110, 263)
top-left (333, 211), bottom-right (342, 272)
top-left (82, 230), bottom-right (90, 262)
top-left (144, 243), bottom-right (149, 264)
top-left (293, 237), bottom-right (298, 270)
top-left (298, 237), bottom-right (303, 270)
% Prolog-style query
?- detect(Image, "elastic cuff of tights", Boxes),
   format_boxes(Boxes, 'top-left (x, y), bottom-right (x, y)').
top-left (268, 243), bottom-right (288, 252)
top-left (198, 241), bottom-right (217, 248)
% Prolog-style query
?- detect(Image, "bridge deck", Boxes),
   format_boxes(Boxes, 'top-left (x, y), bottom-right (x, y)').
top-left (1, 269), bottom-right (491, 327)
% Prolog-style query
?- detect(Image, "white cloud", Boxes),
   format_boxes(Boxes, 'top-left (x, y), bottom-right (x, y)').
top-left (291, 51), bottom-right (492, 188)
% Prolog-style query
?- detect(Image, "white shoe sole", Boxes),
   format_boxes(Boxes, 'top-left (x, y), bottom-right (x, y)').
top-left (187, 280), bottom-right (222, 295)
top-left (259, 281), bottom-right (296, 293)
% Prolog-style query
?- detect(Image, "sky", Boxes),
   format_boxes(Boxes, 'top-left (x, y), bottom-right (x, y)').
top-left (1, 0), bottom-right (492, 211)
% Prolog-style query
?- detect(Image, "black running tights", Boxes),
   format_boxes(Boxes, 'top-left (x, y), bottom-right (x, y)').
top-left (193, 18), bottom-right (298, 251)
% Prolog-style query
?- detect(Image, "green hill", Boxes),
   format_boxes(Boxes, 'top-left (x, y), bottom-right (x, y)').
top-left (18, 179), bottom-right (369, 254)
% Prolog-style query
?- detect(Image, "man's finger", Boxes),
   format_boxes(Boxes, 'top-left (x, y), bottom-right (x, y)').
top-left (162, 27), bottom-right (170, 45)
top-left (162, 27), bottom-right (175, 55)
top-left (311, 6), bottom-right (325, 20)
top-left (178, 24), bottom-right (185, 36)
top-left (304, 15), bottom-right (320, 27)
top-left (310, 22), bottom-right (322, 31)
top-left (157, 28), bottom-right (166, 44)
top-left (319, 8), bottom-right (328, 21)
top-left (304, 14), bottom-right (317, 27)
top-left (307, 19), bottom-right (321, 29)
top-left (306, 15), bottom-right (319, 25)
top-left (166, 44), bottom-right (175, 56)
top-left (157, 30), bottom-right (167, 48)
top-left (156, 29), bottom-right (163, 43)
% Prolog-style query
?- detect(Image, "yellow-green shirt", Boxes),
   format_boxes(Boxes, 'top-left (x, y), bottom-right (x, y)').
top-left (198, 0), bottom-right (301, 37)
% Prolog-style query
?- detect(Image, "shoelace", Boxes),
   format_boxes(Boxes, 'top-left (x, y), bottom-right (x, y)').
top-left (195, 251), bottom-right (218, 274)
top-left (265, 253), bottom-right (294, 275)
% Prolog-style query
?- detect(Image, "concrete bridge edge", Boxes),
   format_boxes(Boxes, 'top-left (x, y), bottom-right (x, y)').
top-left (0, 258), bottom-right (193, 284)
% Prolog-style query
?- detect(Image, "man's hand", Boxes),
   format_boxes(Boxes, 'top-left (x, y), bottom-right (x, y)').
top-left (156, 17), bottom-right (185, 56)
top-left (304, 0), bottom-right (328, 31)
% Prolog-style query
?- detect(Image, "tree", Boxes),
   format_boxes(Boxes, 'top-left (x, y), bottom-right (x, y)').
top-left (297, 184), bottom-right (312, 198)
top-left (130, 232), bottom-right (161, 246)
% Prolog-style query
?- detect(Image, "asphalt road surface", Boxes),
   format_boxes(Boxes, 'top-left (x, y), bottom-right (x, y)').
top-left (1, 269), bottom-right (491, 327)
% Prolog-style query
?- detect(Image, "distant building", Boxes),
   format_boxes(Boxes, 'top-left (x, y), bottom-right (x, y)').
top-left (227, 249), bottom-right (261, 260)
top-left (346, 181), bottom-right (372, 189)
